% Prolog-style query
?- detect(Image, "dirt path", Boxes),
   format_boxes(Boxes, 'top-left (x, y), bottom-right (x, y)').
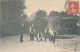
top-left (0, 34), bottom-right (80, 52)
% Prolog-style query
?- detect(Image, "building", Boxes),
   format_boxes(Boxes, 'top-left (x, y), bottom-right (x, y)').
top-left (60, 17), bottom-right (78, 35)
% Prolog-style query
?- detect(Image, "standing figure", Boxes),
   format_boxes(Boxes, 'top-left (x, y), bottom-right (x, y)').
top-left (53, 32), bottom-right (56, 44)
top-left (44, 26), bottom-right (49, 41)
top-left (20, 24), bottom-right (24, 43)
top-left (30, 24), bottom-right (35, 41)
top-left (49, 27), bottom-right (53, 41)
top-left (50, 32), bottom-right (54, 44)
top-left (20, 33), bottom-right (24, 43)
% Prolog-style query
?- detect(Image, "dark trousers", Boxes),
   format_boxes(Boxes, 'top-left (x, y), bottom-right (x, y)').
top-left (45, 33), bottom-right (51, 41)
top-left (53, 36), bottom-right (55, 42)
top-left (20, 34), bottom-right (23, 42)
top-left (45, 34), bottom-right (47, 41)
top-left (51, 35), bottom-right (56, 44)
top-left (30, 33), bottom-right (34, 41)
top-left (51, 35), bottom-right (54, 41)
top-left (48, 34), bottom-right (51, 41)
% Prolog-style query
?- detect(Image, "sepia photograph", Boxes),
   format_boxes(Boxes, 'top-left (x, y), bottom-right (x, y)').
top-left (0, 0), bottom-right (80, 52)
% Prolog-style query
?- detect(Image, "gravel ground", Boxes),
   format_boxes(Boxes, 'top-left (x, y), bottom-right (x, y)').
top-left (0, 34), bottom-right (80, 52)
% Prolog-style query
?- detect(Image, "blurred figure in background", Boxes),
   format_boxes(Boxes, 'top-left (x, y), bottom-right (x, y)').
top-left (30, 24), bottom-right (35, 41)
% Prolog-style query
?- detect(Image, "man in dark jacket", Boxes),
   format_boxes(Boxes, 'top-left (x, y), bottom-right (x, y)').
top-left (20, 33), bottom-right (24, 43)
top-left (20, 24), bottom-right (24, 43)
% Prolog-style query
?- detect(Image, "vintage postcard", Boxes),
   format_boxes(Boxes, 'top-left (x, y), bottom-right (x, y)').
top-left (0, 0), bottom-right (80, 52)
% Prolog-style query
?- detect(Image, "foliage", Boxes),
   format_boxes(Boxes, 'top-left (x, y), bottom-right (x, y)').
top-left (35, 10), bottom-right (47, 18)
top-left (49, 10), bottom-right (79, 34)
top-left (34, 10), bottom-right (48, 33)
top-left (1, 0), bottom-right (26, 37)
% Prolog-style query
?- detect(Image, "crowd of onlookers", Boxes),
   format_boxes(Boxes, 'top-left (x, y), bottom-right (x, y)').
top-left (20, 24), bottom-right (56, 44)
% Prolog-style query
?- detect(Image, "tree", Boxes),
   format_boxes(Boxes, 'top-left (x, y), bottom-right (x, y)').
top-left (35, 10), bottom-right (47, 18)
top-left (49, 10), bottom-right (79, 34)
top-left (34, 10), bottom-right (48, 33)
top-left (49, 10), bottom-right (60, 17)
top-left (1, 0), bottom-right (26, 37)
top-left (49, 10), bottom-right (60, 33)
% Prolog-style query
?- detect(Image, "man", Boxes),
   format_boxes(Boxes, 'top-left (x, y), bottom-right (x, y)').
top-left (20, 24), bottom-right (24, 43)
top-left (30, 24), bottom-right (35, 41)
top-left (49, 27), bottom-right (53, 41)
top-left (51, 31), bottom-right (56, 44)
top-left (53, 32), bottom-right (56, 44)
top-left (44, 26), bottom-right (49, 41)
top-left (20, 33), bottom-right (24, 43)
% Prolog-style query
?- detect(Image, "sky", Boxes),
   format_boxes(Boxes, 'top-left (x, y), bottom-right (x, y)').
top-left (24, 0), bottom-right (80, 17)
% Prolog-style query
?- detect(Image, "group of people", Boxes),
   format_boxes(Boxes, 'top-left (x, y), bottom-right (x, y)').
top-left (20, 24), bottom-right (56, 44)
